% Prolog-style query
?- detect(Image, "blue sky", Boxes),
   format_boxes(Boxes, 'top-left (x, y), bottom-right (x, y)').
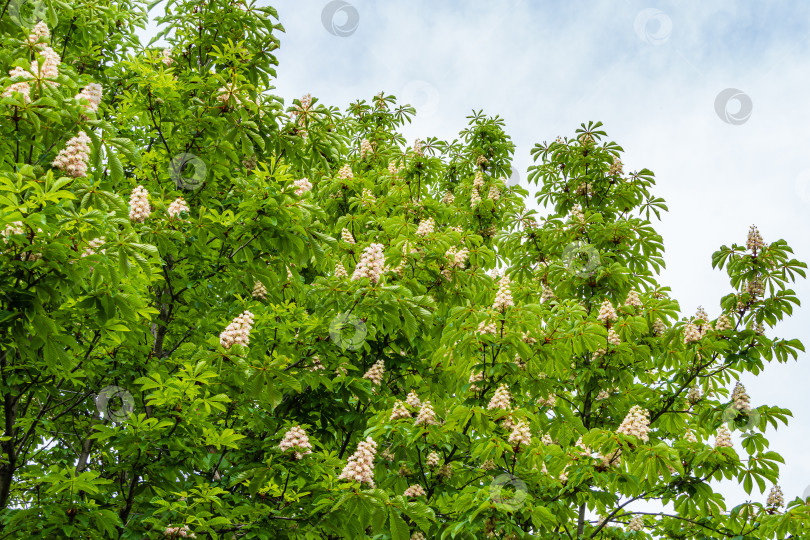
top-left (147, 0), bottom-right (810, 512)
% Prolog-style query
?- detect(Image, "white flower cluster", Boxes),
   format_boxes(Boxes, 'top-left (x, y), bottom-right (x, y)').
top-left (335, 262), bottom-right (347, 278)
top-left (609, 156), bottom-right (624, 176)
top-left (309, 356), bottom-right (325, 372)
top-left (470, 188), bottom-right (481, 207)
top-left (52, 131), bottom-right (92, 178)
top-left (570, 203), bottom-right (585, 225)
top-left (767, 485), bottom-right (784, 507)
top-left (487, 185), bottom-right (500, 201)
top-left (624, 290), bottom-right (642, 308)
top-left (474, 171), bottom-right (484, 190)
top-left (167, 197), bottom-right (190, 219)
top-left (338, 437), bottom-right (378, 487)
top-left (468, 371), bottom-right (483, 392)
top-left (2, 67), bottom-right (32, 103)
top-left (252, 281), bottom-right (267, 299)
top-left (219, 311), bottom-right (254, 349)
top-left (361, 188), bottom-right (375, 205)
top-left (416, 218), bottom-right (435, 237)
top-left (442, 246), bottom-right (469, 280)
top-left (405, 391), bottom-right (421, 408)
top-left (715, 425), bottom-right (733, 448)
top-left (128, 185), bottom-right (151, 222)
top-left (415, 401), bottom-right (438, 426)
top-left (683, 322), bottom-right (701, 344)
top-left (487, 384), bottom-right (511, 410)
top-left (478, 320), bottom-right (496, 335)
top-left (164, 524), bottom-right (196, 538)
top-left (363, 360), bottom-right (384, 386)
top-left (731, 382), bottom-right (751, 413)
top-left (27, 21), bottom-right (50, 44)
top-left (687, 385), bottom-right (702, 404)
top-left (597, 299), bottom-right (617, 324)
top-left (410, 532), bottom-right (426, 540)
top-left (626, 515), bottom-right (643, 532)
top-left (616, 406), bottom-right (650, 442)
top-left (390, 401), bottom-right (410, 420)
top-left (508, 420), bottom-right (531, 448)
top-left (81, 237), bottom-right (106, 258)
top-left (596, 389), bottom-right (610, 401)
top-left (541, 285), bottom-right (555, 303)
top-left (607, 329), bottom-right (621, 346)
top-left (341, 228), bottom-right (355, 244)
top-left (716, 314), bottom-right (732, 331)
top-left (481, 459), bottom-right (496, 470)
top-left (747, 225), bottom-right (764, 251)
top-left (278, 425), bottom-right (313, 459)
top-left (403, 484), bottom-right (426, 497)
top-left (293, 178), bottom-right (312, 196)
top-left (161, 47), bottom-right (173, 66)
top-left (493, 274), bottom-right (514, 312)
top-left (360, 138), bottom-right (373, 158)
top-left (539, 394), bottom-right (556, 407)
top-left (442, 191), bottom-right (454, 204)
top-left (684, 430), bottom-right (697, 443)
top-left (541, 433), bottom-right (553, 445)
top-left (337, 164), bottom-right (353, 181)
top-left (352, 243), bottom-right (385, 284)
top-left (413, 139), bottom-right (423, 157)
top-left (216, 83), bottom-right (242, 106)
top-left (75, 83), bottom-right (103, 113)
top-left (652, 319), bottom-right (667, 336)
top-left (426, 451), bottom-right (439, 467)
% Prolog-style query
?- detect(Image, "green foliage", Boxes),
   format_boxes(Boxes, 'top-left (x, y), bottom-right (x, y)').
top-left (0, 1), bottom-right (808, 539)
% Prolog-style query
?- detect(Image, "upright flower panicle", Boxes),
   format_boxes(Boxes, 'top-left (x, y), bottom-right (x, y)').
top-left (405, 391), bottom-right (421, 408)
top-left (624, 290), bottom-right (642, 308)
top-left (597, 299), bottom-right (617, 324)
top-left (363, 360), bottom-right (384, 386)
top-left (52, 131), bottom-right (92, 178)
top-left (338, 437), bottom-right (377, 487)
top-left (414, 401), bottom-right (437, 426)
top-left (278, 426), bottom-right (313, 459)
top-left (252, 281), bottom-right (267, 299)
top-left (167, 197), bottom-right (190, 219)
top-left (352, 243), bottom-right (385, 284)
top-left (767, 485), bottom-right (784, 507)
top-left (293, 178), bottom-right (312, 196)
top-left (219, 311), bottom-right (254, 349)
top-left (341, 228), bottom-right (355, 244)
top-left (335, 262), bottom-right (347, 278)
top-left (616, 405), bottom-right (650, 442)
top-left (337, 164), bottom-right (353, 181)
top-left (508, 420), bottom-right (532, 448)
top-left (128, 185), bottom-right (151, 222)
top-left (488, 384), bottom-right (511, 410)
top-left (75, 83), bottom-right (103, 113)
top-left (416, 218), bottom-right (434, 237)
top-left (27, 21), bottom-right (50, 44)
top-left (403, 484), bottom-right (426, 497)
top-left (81, 237), bottom-right (105, 258)
top-left (390, 401), bottom-right (410, 420)
top-left (493, 274), bottom-right (513, 312)
top-left (360, 138), bottom-right (372, 158)
top-left (731, 382), bottom-right (751, 413)
top-left (747, 225), bottom-right (764, 251)
top-left (715, 425), bottom-right (733, 448)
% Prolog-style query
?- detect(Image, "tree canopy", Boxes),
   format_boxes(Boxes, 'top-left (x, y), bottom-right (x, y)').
top-left (0, 1), bottom-right (808, 538)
